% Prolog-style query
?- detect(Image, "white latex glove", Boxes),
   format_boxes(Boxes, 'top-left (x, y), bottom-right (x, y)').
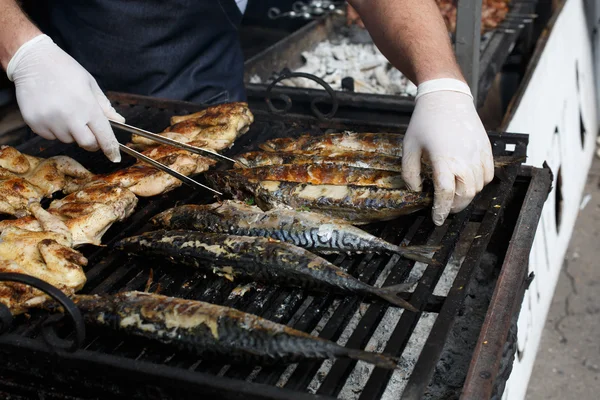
top-left (6, 34), bottom-right (125, 162)
top-left (402, 78), bottom-right (494, 226)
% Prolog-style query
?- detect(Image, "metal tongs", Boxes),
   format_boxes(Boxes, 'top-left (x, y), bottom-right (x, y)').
top-left (110, 120), bottom-right (241, 196)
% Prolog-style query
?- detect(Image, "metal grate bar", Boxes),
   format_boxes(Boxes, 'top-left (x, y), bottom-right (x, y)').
top-left (358, 209), bottom-right (473, 400)
top-left (400, 163), bottom-right (521, 399)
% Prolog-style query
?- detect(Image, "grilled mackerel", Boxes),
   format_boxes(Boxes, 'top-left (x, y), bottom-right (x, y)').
top-left (71, 291), bottom-right (399, 368)
top-left (115, 231), bottom-right (418, 311)
top-left (231, 164), bottom-right (405, 189)
top-left (259, 132), bottom-right (404, 157)
top-left (206, 170), bottom-right (432, 225)
top-left (234, 151), bottom-right (403, 172)
top-left (234, 151), bottom-right (524, 178)
top-left (151, 201), bottom-right (439, 264)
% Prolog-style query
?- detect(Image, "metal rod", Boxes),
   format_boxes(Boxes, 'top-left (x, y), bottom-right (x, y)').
top-left (455, 0), bottom-right (482, 103)
top-left (119, 144), bottom-right (222, 195)
top-left (110, 120), bottom-right (238, 165)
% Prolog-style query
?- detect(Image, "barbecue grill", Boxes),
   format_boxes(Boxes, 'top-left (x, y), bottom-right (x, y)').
top-left (0, 92), bottom-right (551, 400)
top-left (243, 0), bottom-right (540, 123)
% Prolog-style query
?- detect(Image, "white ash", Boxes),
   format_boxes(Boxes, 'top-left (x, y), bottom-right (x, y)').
top-left (307, 302), bottom-right (370, 393)
top-left (338, 306), bottom-right (405, 399)
top-left (258, 38), bottom-right (418, 96)
top-left (275, 364), bottom-right (297, 388)
top-left (310, 299), bottom-right (342, 336)
top-left (246, 366), bottom-right (262, 382)
top-left (433, 256), bottom-right (465, 297)
top-left (381, 312), bottom-right (439, 400)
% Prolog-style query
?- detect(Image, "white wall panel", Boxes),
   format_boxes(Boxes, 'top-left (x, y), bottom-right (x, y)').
top-left (500, 0), bottom-right (598, 398)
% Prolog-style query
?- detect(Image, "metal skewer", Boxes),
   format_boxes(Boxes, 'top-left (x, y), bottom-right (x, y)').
top-left (109, 120), bottom-right (240, 166)
top-left (118, 144), bottom-right (222, 196)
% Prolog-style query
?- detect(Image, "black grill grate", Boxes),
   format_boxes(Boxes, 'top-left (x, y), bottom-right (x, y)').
top-left (0, 93), bottom-right (547, 400)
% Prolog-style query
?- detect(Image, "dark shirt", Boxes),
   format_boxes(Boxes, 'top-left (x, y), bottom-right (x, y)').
top-left (25, 0), bottom-right (246, 105)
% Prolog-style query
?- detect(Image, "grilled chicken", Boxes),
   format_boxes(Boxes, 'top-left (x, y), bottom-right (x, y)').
top-left (0, 178), bottom-right (44, 217)
top-left (0, 227), bottom-right (87, 314)
top-left (131, 102), bottom-right (253, 151)
top-left (0, 146), bottom-right (94, 216)
top-left (0, 185), bottom-right (138, 246)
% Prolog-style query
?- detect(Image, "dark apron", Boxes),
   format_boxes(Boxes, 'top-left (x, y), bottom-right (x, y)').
top-left (28, 0), bottom-right (246, 105)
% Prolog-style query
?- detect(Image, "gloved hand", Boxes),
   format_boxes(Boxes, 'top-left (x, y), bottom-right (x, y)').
top-left (402, 78), bottom-right (494, 226)
top-left (6, 34), bottom-right (125, 162)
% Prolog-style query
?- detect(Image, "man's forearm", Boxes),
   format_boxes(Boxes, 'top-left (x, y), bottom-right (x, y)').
top-left (348, 0), bottom-right (464, 85)
top-left (0, 0), bottom-right (42, 70)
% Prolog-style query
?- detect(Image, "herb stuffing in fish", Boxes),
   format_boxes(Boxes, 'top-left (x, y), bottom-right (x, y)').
top-left (115, 231), bottom-right (419, 311)
top-left (68, 291), bottom-right (400, 368)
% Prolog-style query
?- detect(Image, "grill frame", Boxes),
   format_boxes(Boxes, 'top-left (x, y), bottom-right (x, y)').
top-left (0, 92), bottom-right (551, 399)
top-left (243, 0), bottom-right (541, 120)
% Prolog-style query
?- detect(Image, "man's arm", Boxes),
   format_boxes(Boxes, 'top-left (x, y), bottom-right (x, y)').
top-left (348, 0), bottom-right (495, 226)
top-left (0, 0), bottom-right (125, 162)
top-left (347, 0), bottom-right (463, 85)
top-left (0, 1), bottom-right (41, 70)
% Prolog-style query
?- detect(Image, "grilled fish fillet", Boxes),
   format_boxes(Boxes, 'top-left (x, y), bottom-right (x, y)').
top-left (259, 132), bottom-right (404, 157)
top-left (234, 151), bottom-right (404, 172)
top-left (233, 164), bottom-right (406, 188)
top-left (68, 291), bottom-right (399, 368)
top-left (207, 170), bottom-right (433, 225)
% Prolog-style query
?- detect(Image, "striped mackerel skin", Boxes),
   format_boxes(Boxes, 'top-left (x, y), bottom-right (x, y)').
top-left (73, 291), bottom-right (399, 368)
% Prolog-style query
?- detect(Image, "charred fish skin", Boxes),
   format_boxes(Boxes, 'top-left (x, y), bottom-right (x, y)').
top-left (234, 151), bottom-right (403, 172)
top-left (151, 201), bottom-right (439, 264)
top-left (259, 132), bottom-right (404, 157)
top-left (232, 164), bottom-right (405, 189)
top-left (115, 231), bottom-right (418, 311)
top-left (205, 170), bottom-right (432, 225)
top-left (73, 291), bottom-right (399, 368)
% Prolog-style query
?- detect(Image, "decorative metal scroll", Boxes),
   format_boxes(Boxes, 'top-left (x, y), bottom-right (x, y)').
top-left (265, 71), bottom-right (339, 120)
top-left (0, 273), bottom-right (85, 352)
top-left (268, 1), bottom-right (344, 20)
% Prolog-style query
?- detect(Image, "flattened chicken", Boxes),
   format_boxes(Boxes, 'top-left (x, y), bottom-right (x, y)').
top-left (0, 185), bottom-right (138, 246)
top-left (0, 177), bottom-right (44, 217)
top-left (131, 102), bottom-right (253, 151)
top-left (0, 227), bottom-right (87, 314)
top-left (84, 146), bottom-right (216, 197)
top-left (0, 146), bottom-right (94, 216)
top-left (50, 185), bottom-right (138, 221)
top-left (0, 145), bottom-right (39, 174)
top-left (24, 156), bottom-right (93, 196)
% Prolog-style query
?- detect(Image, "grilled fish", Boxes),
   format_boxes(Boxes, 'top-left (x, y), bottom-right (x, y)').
top-left (206, 170), bottom-right (432, 225)
top-left (69, 291), bottom-right (399, 368)
top-left (115, 231), bottom-right (418, 311)
top-left (259, 132), bottom-right (404, 157)
top-left (234, 151), bottom-right (525, 178)
top-left (234, 151), bottom-right (403, 172)
top-left (232, 164), bottom-right (405, 188)
top-left (151, 200), bottom-right (439, 264)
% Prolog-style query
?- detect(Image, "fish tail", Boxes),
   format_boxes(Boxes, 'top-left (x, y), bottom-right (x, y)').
top-left (344, 348), bottom-right (400, 370)
top-left (373, 283), bottom-right (419, 312)
top-left (392, 245), bottom-right (442, 266)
